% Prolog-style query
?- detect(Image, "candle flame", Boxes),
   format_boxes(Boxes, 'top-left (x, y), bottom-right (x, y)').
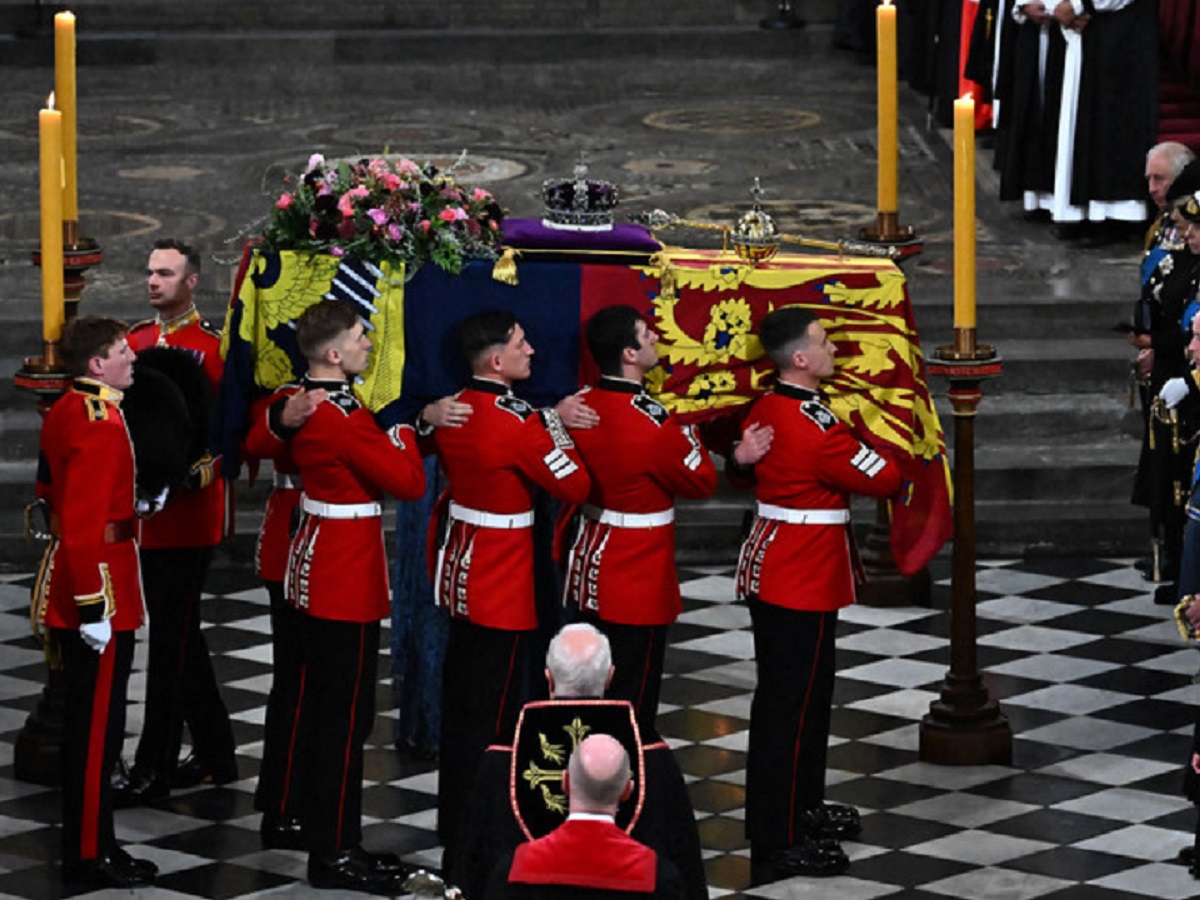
top-left (882, 0), bottom-right (893, 5)
top-left (960, 93), bottom-right (973, 103)
top-left (47, 92), bottom-right (56, 110)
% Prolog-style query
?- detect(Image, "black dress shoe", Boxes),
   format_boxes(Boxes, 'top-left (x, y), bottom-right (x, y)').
top-left (261, 813), bottom-right (306, 850)
top-left (357, 846), bottom-right (408, 876)
top-left (112, 846), bottom-right (159, 878)
top-left (797, 803), bottom-right (862, 840)
top-left (63, 852), bottom-right (156, 888)
top-left (1176, 845), bottom-right (1194, 866)
top-left (1154, 583), bottom-right (1179, 606)
top-left (1134, 556), bottom-right (1154, 579)
top-left (172, 753), bottom-right (238, 789)
top-left (308, 846), bottom-right (409, 893)
top-left (750, 839), bottom-right (849, 883)
top-left (112, 766), bottom-right (169, 808)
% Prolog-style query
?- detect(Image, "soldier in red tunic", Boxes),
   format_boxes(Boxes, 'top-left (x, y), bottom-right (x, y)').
top-left (116, 239), bottom-right (237, 805)
top-left (561, 305), bottom-right (717, 737)
top-left (242, 383), bottom-right (321, 850)
top-left (33, 317), bottom-right (157, 888)
top-left (430, 310), bottom-right (592, 872)
top-left (266, 299), bottom-right (425, 893)
top-left (730, 306), bottom-right (903, 883)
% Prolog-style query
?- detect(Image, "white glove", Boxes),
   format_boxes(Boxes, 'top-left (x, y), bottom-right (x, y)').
top-left (135, 485), bottom-right (170, 518)
top-left (1160, 377), bottom-right (1190, 409)
top-left (79, 619), bottom-right (112, 653)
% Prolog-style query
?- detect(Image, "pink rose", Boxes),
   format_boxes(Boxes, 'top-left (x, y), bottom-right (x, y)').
top-left (419, 220), bottom-right (431, 234)
top-left (438, 208), bottom-right (459, 223)
top-left (337, 186), bottom-right (370, 218)
top-left (387, 223), bottom-right (403, 242)
top-left (276, 192), bottom-right (294, 210)
top-left (472, 188), bottom-right (491, 202)
top-left (379, 172), bottom-right (401, 191)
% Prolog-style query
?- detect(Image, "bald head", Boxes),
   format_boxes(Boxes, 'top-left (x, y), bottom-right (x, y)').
top-left (545, 623), bottom-right (613, 698)
top-left (566, 734), bottom-right (632, 814)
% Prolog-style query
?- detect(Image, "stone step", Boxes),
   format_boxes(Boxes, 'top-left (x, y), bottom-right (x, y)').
top-left (3, 0), bottom-right (812, 32)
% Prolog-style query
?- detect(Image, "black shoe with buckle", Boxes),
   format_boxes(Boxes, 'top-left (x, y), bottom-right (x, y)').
top-left (797, 803), bottom-right (862, 840)
top-left (172, 753), bottom-right (238, 789)
top-left (260, 813), bottom-right (306, 850)
top-left (750, 839), bottom-right (849, 883)
top-left (308, 846), bottom-right (409, 893)
top-left (112, 766), bottom-right (170, 808)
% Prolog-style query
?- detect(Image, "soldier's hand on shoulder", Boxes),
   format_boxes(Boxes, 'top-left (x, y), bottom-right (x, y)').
top-left (281, 388), bottom-right (327, 429)
top-left (422, 394), bottom-right (473, 429)
top-left (733, 422), bottom-right (774, 467)
top-left (556, 394), bottom-right (600, 430)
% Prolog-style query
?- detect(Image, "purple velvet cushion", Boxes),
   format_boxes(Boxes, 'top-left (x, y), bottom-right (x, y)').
top-left (500, 218), bottom-right (662, 252)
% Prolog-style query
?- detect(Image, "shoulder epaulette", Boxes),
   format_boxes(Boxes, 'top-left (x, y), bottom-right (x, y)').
top-left (326, 390), bottom-right (360, 416)
top-left (800, 399), bottom-right (838, 432)
top-left (632, 392), bottom-right (669, 426)
top-left (198, 317), bottom-right (221, 338)
top-left (84, 396), bottom-right (109, 423)
top-left (496, 394), bottom-right (534, 420)
top-left (128, 317), bottom-right (156, 333)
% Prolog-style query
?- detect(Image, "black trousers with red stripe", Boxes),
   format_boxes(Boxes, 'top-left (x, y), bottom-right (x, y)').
top-left (58, 627), bottom-right (134, 865)
top-left (580, 613), bottom-right (668, 741)
top-left (296, 614), bottom-right (379, 855)
top-left (438, 619), bottom-right (528, 874)
top-left (134, 546), bottom-right (235, 775)
top-left (745, 599), bottom-right (838, 851)
top-left (254, 580), bottom-right (306, 818)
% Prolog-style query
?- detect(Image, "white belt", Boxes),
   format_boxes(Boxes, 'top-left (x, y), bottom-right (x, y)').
top-left (301, 494), bottom-right (381, 520)
top-left (756, 502), bottom-right (850, 525)
top-left (583, 504), bottom-right (674, 529)
top-left (449, 501), bottom-right (533, 529)
top-left (273, 473), bottom-right (302, 491)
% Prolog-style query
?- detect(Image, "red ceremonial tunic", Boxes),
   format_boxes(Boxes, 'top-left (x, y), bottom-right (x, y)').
top-left (508, 818), bottom-right (657, 892)
top-left (33, 379), bottom-right (145, 632)
top-left (127, 307), bottom-right (226, 548)
top-left (243, 387), bottom-right (302, 583)
top-left (562, 377), bottom-right (717, 625)
top-left (284, 379), bottom-right (425, 622)
top-left (432, 377), bottom-right (591, 630)
top-left (735, 381), bottom-right (902, 611)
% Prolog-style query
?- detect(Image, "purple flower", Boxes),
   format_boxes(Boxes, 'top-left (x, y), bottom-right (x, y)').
top-left (367, 208), bottom-right (389, 226)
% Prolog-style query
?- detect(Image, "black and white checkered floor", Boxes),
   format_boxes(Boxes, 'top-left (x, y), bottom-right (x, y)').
top-left (3, 556), bottom-right (1200, 899)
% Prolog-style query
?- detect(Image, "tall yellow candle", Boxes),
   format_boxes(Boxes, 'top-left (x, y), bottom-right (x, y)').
top-left (953, 93), bottom-right (976, 331)
top-left (54, 11), bottom-right (78, 224)
top-left (876, 0), bottom-right (898, 213)
top-left (40, 95), bottom-right (65, 344)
